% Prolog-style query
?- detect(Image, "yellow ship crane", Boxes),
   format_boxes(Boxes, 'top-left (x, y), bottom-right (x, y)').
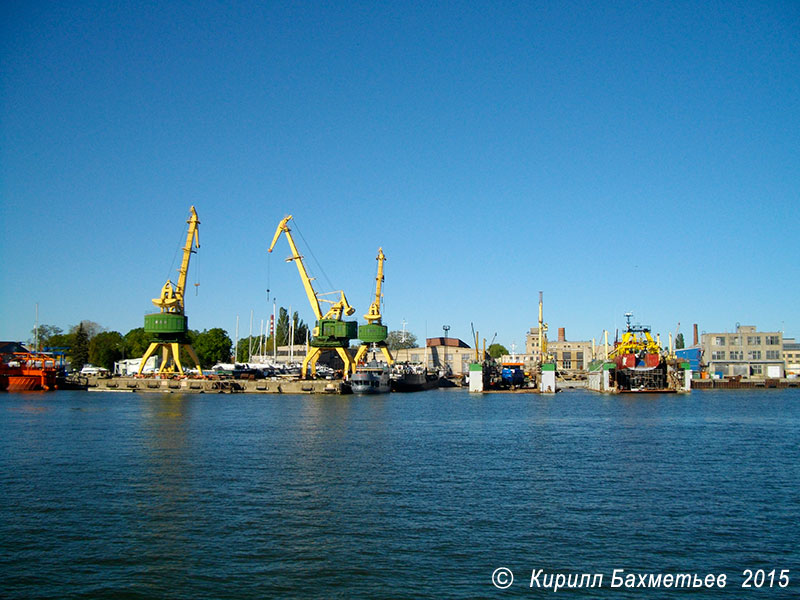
top-left (355, 248), bottom-right (394, 365)
top-left (138, 206), bottom-right (203, 376)
top-left (268, 215), bottom-right (357, 378)
top-left (609, 312), bottom-right (662, 358)
top-left (353, 248), bottom-right (394, 368)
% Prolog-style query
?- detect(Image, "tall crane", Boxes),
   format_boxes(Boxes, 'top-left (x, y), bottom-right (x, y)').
top-left (354, 248), bottom-right (394, 368)
top-left (138, 206), bottom-right (203, 376)
top-left (268, 216), bottom-right (357, 378)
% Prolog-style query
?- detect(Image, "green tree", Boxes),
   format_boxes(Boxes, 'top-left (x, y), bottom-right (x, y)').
top-left (193, 328), bottom-right (232, 368)
top-left (30, 324), bottom-right (63, 350)
top-left (291, 311), bottom-right (308, 344)
top-left (71, 323), bottom-right (90, 371)
top-left (47, 331), bottom-right (74, 352)
top-left (488, 343), bottom-right (509, 359)
top-left (386, 330), bottom-right (418, 350)
top-left (70, 320), bottom-right (104, 340)
top-left (123, 327), bottom-right (151, 357)
top-left (675, 333), bottom-right (685, 349)
top-left (89, 331), bottom-right (124, 370)
top-left (275, 307), bottom-right (290, 346)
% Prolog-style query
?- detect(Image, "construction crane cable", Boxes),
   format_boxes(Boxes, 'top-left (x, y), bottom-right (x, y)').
top-left (165, 219), bottom-right (188, 283)
top-left (266, 252), bottom-right (271, 302)
top-left (292, 219), bottom-right (335, 292)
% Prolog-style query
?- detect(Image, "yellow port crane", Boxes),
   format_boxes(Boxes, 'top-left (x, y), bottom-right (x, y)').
top-left (138, 206), bottom-right (203, 376)
top-left (353, 248), bottom-right (394, 368)
top-left (268, 216), bottom-right (357, 378)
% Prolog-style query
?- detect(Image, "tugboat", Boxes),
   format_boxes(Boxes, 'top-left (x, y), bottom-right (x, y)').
top-left (608, 313), bottom-right (669, 392)
top-left (350, 360), bottom-right (391, 394)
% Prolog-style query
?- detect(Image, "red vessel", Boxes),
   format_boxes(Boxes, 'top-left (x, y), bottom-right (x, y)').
top-left (1, 352), bottom-right (60, 391)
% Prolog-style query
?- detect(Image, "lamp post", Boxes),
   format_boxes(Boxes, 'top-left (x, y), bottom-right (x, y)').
top-left (442, 325), bottom-right (450, 372)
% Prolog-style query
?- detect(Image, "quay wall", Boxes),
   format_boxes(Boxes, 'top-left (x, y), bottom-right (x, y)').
top-left (87, 376), bottom-right (349, 394)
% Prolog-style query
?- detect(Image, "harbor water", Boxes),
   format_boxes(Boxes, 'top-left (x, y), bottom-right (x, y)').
top-left (1, 389), bottom-right (799, 598)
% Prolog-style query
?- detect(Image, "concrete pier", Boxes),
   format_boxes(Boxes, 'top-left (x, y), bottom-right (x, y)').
top-left (86, 376), bottom-right (350, 394)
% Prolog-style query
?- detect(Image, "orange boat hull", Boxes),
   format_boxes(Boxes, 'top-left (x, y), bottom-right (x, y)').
top-left (3, 369), bottom-right (57, 391)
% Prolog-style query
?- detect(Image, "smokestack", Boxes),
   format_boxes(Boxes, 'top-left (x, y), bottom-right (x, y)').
top-left (558, 327), bottom-right (566, 342)
top-left (693, 324), bottom-right (698, 347)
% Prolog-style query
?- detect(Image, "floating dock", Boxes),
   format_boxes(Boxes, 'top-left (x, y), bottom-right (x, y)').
top-left (86, 376), bottom-right (350, 394)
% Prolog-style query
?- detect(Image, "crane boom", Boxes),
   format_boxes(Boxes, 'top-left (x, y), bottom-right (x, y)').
top-left (268, 215), bottom-right (323, 320)
top-left (363, 248), bottom-right (385, 323)
top-left (151, 205), bottom-right (200, 314)
top-left (174, 206), bottom-right (200, 312)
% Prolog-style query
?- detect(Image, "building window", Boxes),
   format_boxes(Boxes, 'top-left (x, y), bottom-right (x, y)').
top-left (563, 359), bottom-right (572, 369)
top-left (751, 364), bottom-right (763, 375)
top-left (714, 336), bottom-right (726, 346)
top-left (765, 335), bottom-right (780, 345)
top-left (712, 351), bottom-right (726, 360)
top-left (730, 336), bottom-right (742, 346)
top-left (729, 350), bottom-right (743, 360)
top-left (748, 350), bottom-right (762, 360)
top-left (747, 336), bottom-right (761, 345)
top-left (766, 350), bottom-right (780, 360)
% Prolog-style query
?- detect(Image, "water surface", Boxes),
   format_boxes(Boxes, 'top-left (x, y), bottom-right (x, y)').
top-left (1, 388), bottom-right (798, 598)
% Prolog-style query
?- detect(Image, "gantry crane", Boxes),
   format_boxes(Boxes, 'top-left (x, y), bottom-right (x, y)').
top-left (354, 248), bottom-right (393, 368)
top-left (138, 206), bottom-right (203, 376)
top-left (268, 216), bottom-right (357, 378)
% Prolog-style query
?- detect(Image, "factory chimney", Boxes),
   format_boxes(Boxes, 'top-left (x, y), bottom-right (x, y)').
top-left (558, 327), bottom-right (566, 342)
top-left (693, 324), bottom-right (699, 347)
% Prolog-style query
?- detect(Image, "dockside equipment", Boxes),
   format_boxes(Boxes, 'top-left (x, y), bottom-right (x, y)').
top-left (268, 216), bottom-right (357, 378)
top-left (353, 248), bottom-right (394, 369)
top-left (138, 206), bottom-right (203, 376)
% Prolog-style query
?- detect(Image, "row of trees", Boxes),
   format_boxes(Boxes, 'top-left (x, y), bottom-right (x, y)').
top-left (29, 310), bottom-right (426, 372)
top-left (31, 321), bottom-right (234, 372)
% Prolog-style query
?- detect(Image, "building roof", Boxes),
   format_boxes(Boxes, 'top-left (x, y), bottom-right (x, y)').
top-left (426, 337), bottom-right (471, 348)
top-left (0, 341), bottom-right (29, 354)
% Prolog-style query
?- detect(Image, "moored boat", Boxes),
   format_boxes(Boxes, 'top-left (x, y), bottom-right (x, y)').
top-left (608, 314), bottom-right (670, 392)
top-left (351, 361), bottom-right (391, 394)
top-left (1, 352), bottom-right (60, 391)
top-left (390, 363), bottom-right (439, 392)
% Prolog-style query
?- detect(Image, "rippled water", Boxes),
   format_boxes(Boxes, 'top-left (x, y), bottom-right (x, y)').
top-left (1, 388), bottom-right (798, 598)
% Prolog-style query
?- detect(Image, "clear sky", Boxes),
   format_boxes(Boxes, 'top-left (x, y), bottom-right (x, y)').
top-left (1, 1), bottom-right (798, 350)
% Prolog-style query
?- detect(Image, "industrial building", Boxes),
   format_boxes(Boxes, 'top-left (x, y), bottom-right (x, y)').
top-left (394, 337), bottom-right (476, 377)
top-left (524, 327), bottom-right (593, 375)
top-left (701, 325), bottom-right (784, 379)
top-left (783, 337), bottom-right (800, 377)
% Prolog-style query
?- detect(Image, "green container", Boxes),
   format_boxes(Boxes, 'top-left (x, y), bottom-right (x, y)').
top-left (358, 323), bottom-right (388, 343)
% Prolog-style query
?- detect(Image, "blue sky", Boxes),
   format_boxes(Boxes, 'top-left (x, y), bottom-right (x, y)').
top-left (1, 1), bottom-right (798, 349)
